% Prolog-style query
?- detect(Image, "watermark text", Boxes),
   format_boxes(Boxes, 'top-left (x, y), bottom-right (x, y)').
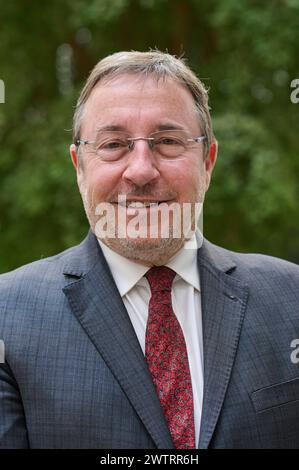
top-left (290, 339), bottom-right (299, 364)
top-left (0, 80), bottom-right (4, 103)
top-left (94, 195), bottom-right (203, 242)
top-left (290, 79), bottom-right (299, 104)
top-left (0, 340), bottom-right (5, 363)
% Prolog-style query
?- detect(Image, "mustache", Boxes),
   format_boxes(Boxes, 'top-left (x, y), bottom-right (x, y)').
top-left (107, 184), bottom-right (177, 202)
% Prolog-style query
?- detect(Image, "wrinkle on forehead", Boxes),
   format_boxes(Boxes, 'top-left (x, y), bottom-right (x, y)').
top-left (94, 73), bottom-right (197, 107)
top-left (82, 74), bottom-right (201, 137)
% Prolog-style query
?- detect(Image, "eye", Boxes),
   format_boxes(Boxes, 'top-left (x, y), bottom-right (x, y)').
top-left (156, 136), bottom-right (184, 146)
top-left (97, 139), bottom-right (127, 151)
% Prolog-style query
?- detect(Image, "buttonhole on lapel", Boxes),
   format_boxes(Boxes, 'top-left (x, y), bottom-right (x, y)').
top-left (224, 292), bottom-right (238, 301)
top-left (64, 272), bottom-right (82, 280)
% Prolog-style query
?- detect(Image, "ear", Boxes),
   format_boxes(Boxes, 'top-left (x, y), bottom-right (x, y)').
top-left (204, 139), bottom-right (218, 190)
top-left (70, 144), bottom-right (82, 174)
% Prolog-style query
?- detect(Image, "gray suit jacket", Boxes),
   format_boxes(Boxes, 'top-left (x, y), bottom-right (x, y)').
top-left (1, 231), bottom-right (299, 448)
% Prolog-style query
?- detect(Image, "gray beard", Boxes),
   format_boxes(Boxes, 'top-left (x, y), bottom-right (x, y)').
top-left (79, 183), bottom-right (200, 265)
top-left (102, 231), bottom-right (186, 266)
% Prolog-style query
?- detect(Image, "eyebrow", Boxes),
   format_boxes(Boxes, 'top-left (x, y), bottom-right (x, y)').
top-left (95, 125), bottom-right (126, 133)
top-left (95, 122), bottom-right (186, 134)
top-left (156, 123), bottom-right (185, 131)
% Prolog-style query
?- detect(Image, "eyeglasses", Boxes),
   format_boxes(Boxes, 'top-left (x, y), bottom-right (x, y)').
top-left (76, 129), bottom-right (207, 162)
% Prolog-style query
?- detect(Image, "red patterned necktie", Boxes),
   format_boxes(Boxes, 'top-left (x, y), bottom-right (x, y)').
top-left (145, 266), bottom-right (195, 449)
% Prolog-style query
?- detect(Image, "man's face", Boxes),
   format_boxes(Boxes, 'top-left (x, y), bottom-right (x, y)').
top-left (70, 74), bottom-right (217, 265)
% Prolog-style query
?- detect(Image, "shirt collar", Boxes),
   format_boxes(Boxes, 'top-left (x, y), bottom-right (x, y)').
top-left (98, 230), bottom-right (202, 297)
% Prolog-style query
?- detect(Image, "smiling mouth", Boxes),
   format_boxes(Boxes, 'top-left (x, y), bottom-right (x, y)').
top-left (117, 200), bottom-right (172, 208)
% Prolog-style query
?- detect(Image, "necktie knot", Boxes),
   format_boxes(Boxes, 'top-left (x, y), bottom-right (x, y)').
top-left (145, 266), bottom-right (176, 293)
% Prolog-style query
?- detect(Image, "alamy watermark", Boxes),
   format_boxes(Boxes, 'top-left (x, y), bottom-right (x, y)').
top-left (0, 340), bottom-right (5, 363)
top-left (290, 79), bottom-right (299, 104)
top-left (94, 195), bottom-right (203, 245)
top-left (290, 339), bottom-right (299, 364)
top-left (0, 79), bottom-right (5, 103)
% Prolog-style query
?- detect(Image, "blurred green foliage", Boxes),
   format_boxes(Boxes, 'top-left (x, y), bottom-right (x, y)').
top-left (0, 0), bottom-right (298, 272)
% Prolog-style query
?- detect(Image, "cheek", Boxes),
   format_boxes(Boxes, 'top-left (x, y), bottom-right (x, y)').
top-left (81, 164), bottom-right (123, 199)
top-left (167, 160), bottom-right (205, 198)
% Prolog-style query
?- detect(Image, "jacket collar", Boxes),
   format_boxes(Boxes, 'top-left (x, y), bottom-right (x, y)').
top-left (62, 231), bottom-right (237, 278)
top-left (62, 231), bottom-right (248, 449)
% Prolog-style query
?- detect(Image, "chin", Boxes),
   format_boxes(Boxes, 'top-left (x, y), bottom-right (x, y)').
top-left (103, 235), bottom-right (185, 265)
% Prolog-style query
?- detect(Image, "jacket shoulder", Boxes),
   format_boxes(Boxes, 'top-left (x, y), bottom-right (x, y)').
top-left (211, 241), bottom-right (299, 287)
top-left (202, 239), bottom-right (299, 282)
top-left (232, 249), bottom-right (299, 277)
top-left (0, 244), bottom-right (77, 285)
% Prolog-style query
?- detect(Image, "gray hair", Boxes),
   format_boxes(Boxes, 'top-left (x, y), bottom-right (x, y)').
top-left (73, 50), bottom-right (214, 157)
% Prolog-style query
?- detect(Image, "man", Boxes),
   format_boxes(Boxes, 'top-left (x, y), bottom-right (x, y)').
top-left (0, 51), bottom-right (299, 449)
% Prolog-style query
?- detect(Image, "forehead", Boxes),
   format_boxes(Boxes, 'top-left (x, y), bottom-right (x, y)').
top-left (81, 74), bottom-right (200, 134)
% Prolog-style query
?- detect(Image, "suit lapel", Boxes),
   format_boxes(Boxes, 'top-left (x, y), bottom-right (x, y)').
top-left (62, 232), bottom-right (173, 449)
top-left (62, 232), bottom-right (249, 449)
top-left (197, 241), bottom-right (249, 449)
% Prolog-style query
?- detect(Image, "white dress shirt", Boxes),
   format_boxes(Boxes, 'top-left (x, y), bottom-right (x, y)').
top-left (98, 233), bottom-right (204, 446)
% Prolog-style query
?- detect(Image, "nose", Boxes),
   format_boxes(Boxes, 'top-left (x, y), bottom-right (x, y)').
top-left (122, 140), bottom-right (160, 187)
